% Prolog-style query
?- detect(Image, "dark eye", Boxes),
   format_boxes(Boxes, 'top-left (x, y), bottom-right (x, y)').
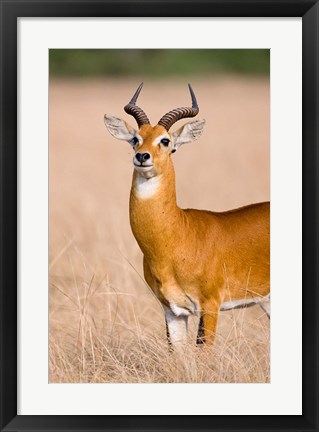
top-left (161, 138), bottom-right (170, 146)
top-left (132, 136), bottom-right (139, 146)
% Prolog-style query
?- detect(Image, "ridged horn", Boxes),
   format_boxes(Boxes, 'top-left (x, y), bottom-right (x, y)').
top-left (124, 83), bottom-right (150, 128)
top-left (157, 84), bottom-right (199, 131)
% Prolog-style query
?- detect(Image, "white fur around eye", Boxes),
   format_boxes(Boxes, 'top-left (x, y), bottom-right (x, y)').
top-left (130, 134), bottom-right (143, 147)
top-left (153, 134), bottom-right (171, 146)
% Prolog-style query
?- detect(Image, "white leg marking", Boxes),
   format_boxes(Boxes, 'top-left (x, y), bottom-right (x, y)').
top-left (169, 302), bottom-right (192, 317)
top-left (164, 306), bottom-right (188, 345)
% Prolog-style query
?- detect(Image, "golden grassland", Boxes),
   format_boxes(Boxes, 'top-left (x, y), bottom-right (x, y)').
top-left (49, 77), bottom-right (270, 383)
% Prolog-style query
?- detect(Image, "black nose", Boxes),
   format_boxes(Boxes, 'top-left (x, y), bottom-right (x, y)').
top-left (136, 152), bottom-right (151, 163)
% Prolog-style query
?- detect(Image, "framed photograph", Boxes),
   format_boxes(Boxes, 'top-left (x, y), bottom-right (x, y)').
top-left (0, 0), bottom-right (318, 431)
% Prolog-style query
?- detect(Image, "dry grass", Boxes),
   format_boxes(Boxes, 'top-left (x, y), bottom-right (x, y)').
top-left (49, 77), bottom-right (270, 383)
top-left (49, 250), bottom-right (269, 383)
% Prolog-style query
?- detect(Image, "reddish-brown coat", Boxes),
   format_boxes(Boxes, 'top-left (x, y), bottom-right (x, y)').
top-left (129, 125), bottom-right (270, 344)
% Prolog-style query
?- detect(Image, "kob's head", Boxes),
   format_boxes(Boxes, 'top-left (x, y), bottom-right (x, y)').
top-left (104, 83), bottom-right (205, 179)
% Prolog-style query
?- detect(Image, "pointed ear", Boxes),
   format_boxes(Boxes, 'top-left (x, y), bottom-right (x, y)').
top-left (104, 114), bottom-right (137, 143)
top-left (172, 119), bottom-right (206, 150)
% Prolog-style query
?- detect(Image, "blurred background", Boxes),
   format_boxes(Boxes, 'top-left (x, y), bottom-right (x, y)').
top-left (50, 49), bottom-right (269, 77)
top-left (49, 49), bottom-right (270, 383)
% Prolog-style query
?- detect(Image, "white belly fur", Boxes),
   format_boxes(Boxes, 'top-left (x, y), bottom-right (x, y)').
top-left (220, 294), bottom-right (270, 311)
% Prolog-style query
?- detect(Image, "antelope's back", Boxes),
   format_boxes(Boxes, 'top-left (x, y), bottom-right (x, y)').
top-left (217, 201), bottom-right (270, 297)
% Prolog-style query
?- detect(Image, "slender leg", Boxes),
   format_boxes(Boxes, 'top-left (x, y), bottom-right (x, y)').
top-left (196, 316), bottom-right (205, 345)
top-left (201, 300), bottom-right (220, 345)
top-left (163, 306), bottom-right (188, 348)
top-left (165, 319), bottom-right (172, 350)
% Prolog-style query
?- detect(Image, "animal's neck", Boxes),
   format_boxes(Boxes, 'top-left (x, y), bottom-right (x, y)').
top-left (129, 159), bottom-right (182, 258)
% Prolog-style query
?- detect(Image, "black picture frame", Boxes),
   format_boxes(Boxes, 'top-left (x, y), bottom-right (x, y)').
top-left (0, 1), bottom-right (318, 431)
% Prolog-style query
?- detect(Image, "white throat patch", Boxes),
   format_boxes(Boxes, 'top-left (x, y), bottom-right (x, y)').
top-left (134, 174), bottom-right (162, 199)
top-left (153, 134), bottom-right (171, 146)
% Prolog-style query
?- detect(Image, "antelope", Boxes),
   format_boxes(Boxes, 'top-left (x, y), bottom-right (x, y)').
top-left (104, 83), bottom-right (270, 348)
